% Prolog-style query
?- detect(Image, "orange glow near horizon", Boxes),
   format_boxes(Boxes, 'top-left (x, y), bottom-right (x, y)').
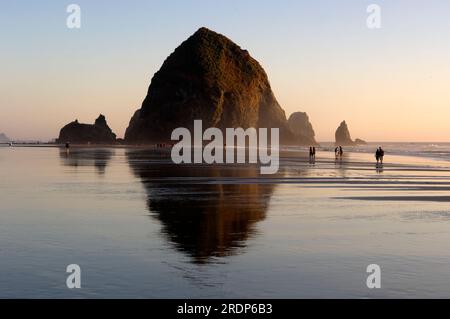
top-left (2, 1), bottom-right (450, 143)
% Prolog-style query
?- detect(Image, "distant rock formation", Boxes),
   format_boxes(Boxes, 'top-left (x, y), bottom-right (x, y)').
top-left (125, 27), bottom-right (296, 144)
top-left (335, 121), bottom-right (355, 146)
top-left (288, 112), bottom-right (317, 145)
top-left (0, 133), bottom-right (10, 143)
top-left (354, 138), bottom-right (367, 145)
top-left (57, 114), bottom-right (117, 144)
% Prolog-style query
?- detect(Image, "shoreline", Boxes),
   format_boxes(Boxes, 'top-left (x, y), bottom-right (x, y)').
top-left (3, 143), bottom-right (450, 164)
top-left (4, 142), bottom-right (450, 167)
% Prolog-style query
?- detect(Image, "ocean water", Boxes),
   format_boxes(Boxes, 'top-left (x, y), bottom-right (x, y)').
top-left (286, 142), bottom-right (450, 161)
top-left (1, 144), bottom-right (450, 298)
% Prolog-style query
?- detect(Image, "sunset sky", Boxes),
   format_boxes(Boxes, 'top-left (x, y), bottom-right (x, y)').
top-left (2, 0), bottom-right (450, 142)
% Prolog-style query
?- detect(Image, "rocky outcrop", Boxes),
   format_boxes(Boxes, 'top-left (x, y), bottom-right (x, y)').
top-left (0, 133), bottom-right (10, 143)
top-left (335, 121), bottom-right (355, 146)
top-left (57, 114), bottom-right (117, 144)
top-left (125, 27), bottom-right (295, 144)
top-left (354, 138), bottom-right (367, 145)
top-left (288, 112), bottom-right (317, 145)
top-left (125, 109), bottom-right (141, 142)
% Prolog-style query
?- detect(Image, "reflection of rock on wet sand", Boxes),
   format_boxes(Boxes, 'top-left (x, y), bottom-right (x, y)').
top-left (127, 150), bottom-right (276, 264)
top-left (59, 148), bottom-right (113, 174)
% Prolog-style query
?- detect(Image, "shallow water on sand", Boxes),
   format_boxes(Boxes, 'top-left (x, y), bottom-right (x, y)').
top-left (1, 146), bottom-right (450, 298)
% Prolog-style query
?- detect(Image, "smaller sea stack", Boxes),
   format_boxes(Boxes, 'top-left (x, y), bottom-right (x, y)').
top-left (57, 114), bottom-right (117, 144)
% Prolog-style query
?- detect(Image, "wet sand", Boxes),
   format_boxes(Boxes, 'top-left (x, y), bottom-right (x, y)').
top-left (1, 146), bottom-right (450, 298)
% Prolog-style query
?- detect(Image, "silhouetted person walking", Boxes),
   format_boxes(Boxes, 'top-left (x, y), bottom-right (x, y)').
top-left (309, 146), bottom-right (316, 164)
top-left (379, 147), bottom-right (385, 164)
top-left (309, 147), bottom-right (314, 159)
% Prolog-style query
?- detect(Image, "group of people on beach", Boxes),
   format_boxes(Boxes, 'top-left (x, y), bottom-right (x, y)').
top-left (334, 146), bottom-right (344, 159)
top-left (307, 145), bottom-right (385, 166)
top-left (375, 147), bottom-right (385, 165)
top-left (309, 145), bottom-right (344, 161)
top-left (61, 142), bottom-right (386, 167)
top-left (309, 147), bottom-right (316, 160)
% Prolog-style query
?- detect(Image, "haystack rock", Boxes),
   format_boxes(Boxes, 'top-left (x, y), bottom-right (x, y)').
top-left (0, 133), bottom-right (10, 143)
top-left (288, 112), bottom-right (317, 145)
top-left (57, 114), bottom-right (117, 144)
top-left (335, 121), bottom-right (355, 146)
top-left (125, 27), bottom-right (296, 144)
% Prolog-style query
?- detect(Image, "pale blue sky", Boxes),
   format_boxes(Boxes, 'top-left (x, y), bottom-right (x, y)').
top-left (2, 1), bottom-right (450, 141)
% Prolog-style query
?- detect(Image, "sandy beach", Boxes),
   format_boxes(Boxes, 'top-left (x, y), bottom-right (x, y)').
top-left (1, 145), bottom-right (450, 298)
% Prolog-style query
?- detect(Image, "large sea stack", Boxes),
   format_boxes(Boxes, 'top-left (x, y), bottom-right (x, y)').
top-left (57, 115), bottom-right (116, 144)
top-left (288, 112), bottom-right (317, 145)
top-left (125, 27), bottom-right (296, 144)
